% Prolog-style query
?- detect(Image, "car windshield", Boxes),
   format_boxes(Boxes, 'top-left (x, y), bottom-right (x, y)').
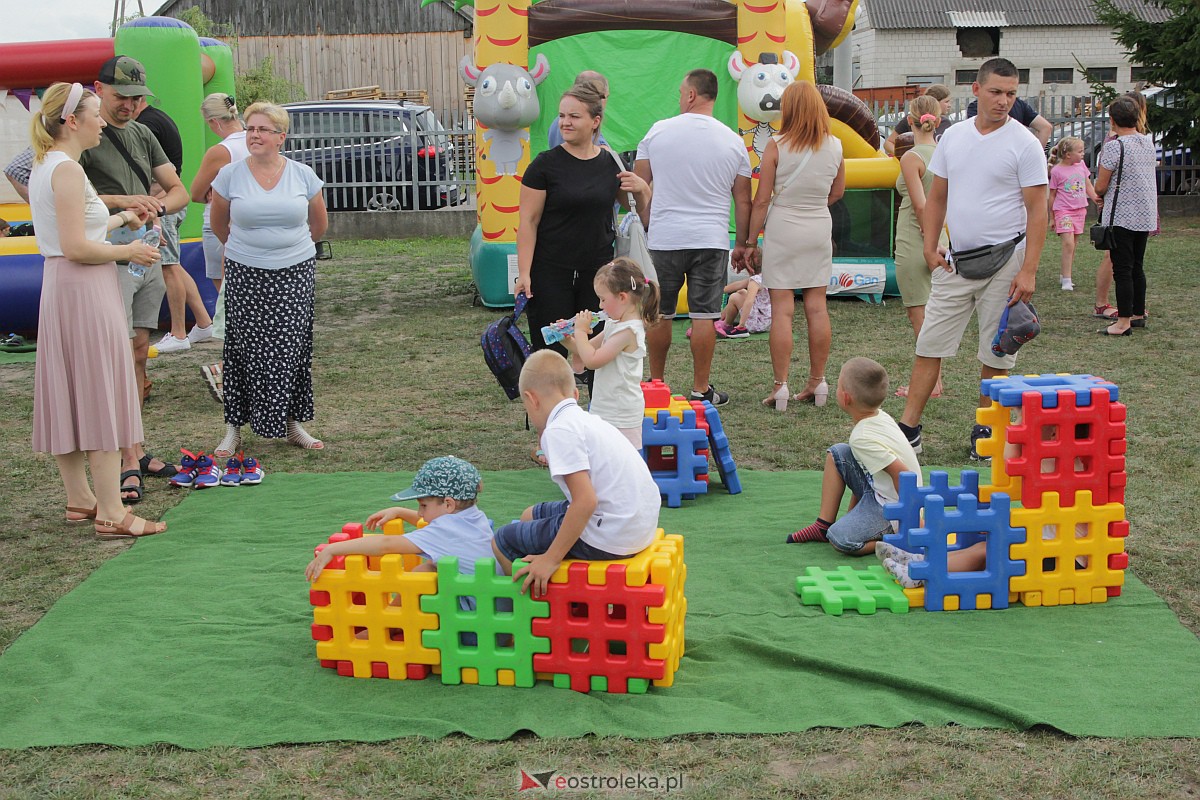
top-left (411, 108), bottom-right (452, 150)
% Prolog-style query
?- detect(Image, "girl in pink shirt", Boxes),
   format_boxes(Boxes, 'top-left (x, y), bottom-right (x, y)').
top-left (1048, 137), bottom-right (1099, 291)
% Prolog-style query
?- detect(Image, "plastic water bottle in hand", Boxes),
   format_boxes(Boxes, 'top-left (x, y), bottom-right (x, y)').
top-left (541, 311), bottom-right (609, 345)
top-left (129, 225), bottom-right (161, 278)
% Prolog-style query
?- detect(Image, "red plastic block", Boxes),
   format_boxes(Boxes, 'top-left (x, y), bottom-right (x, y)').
top-left (1109, 552), bottom-right (1129, 570)
top-left (641, 380), bottom-right (671, 409)
top-left (1006, 388), bottom-right (1127, 508)
top-left (336, 660), bottom-right (355, 677)
top-left (1107, 585), bottom-right (1122, 597)
top-left (406, 664), bottom-right (432, 680)
top-left (531, 563), bottom-right (667, 693)
top-left (319, 659), bottom-right (337, 669)
top-left (371, 662), bottom-right (390, 678)
top-left (311, 624), bottom-right (333, 641)
top-left (1110, 519), bottom-right (1130, 538)
top-left (341, 523), bottom-right (364, 538)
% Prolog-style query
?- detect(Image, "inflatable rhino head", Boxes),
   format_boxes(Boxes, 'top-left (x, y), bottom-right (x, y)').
top-left (460, 54), bottom-right (551, 131)
top-left (728, 51), bottom-right (801, 123)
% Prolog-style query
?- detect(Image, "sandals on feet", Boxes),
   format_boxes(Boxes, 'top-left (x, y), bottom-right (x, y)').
top-left (65, 504), bottom-right (98, 523)
top-left (1093, 304), bottom-right (1119, 320)
top-left (120, 469), bottom-right (144, 504)
top-left (214, 425), bottom-right (243, 459)
top-left (139, 453), bottom-right (178, 478)
top-left (201, 363), bottom-right (224, 404)
top-left (286, 421), bottom-right (324, 450)
top-left (94, 511), bottom-right (167, 540)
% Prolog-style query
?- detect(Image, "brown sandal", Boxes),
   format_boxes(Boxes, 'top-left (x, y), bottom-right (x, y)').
top-left (94, 512), bottom-right (167, 540)
top-left (65, 504), bottom-right (98, 523)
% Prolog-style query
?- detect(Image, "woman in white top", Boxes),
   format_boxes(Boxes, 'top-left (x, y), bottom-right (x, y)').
top-left (28, 82), bottom-right (165, 538)
top-left (744, 80), bottom-right (846, 411)
top-left (189, 92), bottom-right (250, 401)
top-left (210, 102), bottom-right (328, 456)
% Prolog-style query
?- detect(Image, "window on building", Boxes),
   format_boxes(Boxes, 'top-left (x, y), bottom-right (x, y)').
top-left (1043, 68), bottom-right (1074, 84)
top-left (955, 69), bottom-right (976, 85)
top-left (1130, 66), bottom-right (1152, 83)
top-left (1018, 69), bottom-right (1030, 84)
top-left (1086, 67), bottom-right (1118, 83)
top-left (957, 28), bottom-right (1000, 58)
top-left (906, 75), bottom-right (945, 87)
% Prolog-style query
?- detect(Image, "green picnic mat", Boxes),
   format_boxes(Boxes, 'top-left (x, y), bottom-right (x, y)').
top-left (0, 350), bottom-right (35, 364)
top-left (0, 470), bottom-right (1197, 749)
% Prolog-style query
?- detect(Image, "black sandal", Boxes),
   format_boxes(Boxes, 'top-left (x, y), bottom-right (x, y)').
top-left (120, 469), bottom-right (144, 504)
top-left (139, 453), bottom-right (178, 478)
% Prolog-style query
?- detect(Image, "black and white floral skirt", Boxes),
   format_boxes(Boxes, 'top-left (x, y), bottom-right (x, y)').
top-left (222, 257), bottom-right (316, 438)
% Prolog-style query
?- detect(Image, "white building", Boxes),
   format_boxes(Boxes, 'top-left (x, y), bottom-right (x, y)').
top-left (852, 0), bottom-right (1172, 100)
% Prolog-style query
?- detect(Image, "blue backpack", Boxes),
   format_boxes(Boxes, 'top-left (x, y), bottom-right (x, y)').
top-left (480, 292), bottom-right (532, 400)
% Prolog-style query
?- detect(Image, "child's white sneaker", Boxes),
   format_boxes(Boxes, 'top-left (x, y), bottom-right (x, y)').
top-left (1060, 277), bottom-right (1074, 291)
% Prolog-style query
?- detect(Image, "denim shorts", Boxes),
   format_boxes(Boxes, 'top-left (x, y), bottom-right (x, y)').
top-left (651, 248), bottom-right (727, 319)
top-left (826, 443), bottom-right (893, 554)
top-left (494, 500), bottom-right (627, 562)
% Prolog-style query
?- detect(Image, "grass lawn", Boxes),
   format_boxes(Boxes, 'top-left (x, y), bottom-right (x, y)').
top-left (0, 221), bottom-right (1197, 798)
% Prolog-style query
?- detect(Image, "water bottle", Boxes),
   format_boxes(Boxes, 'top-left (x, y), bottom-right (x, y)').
top-left (541, 311), bottom-right (609, 345)
top-left (128, 226), bottom-right (160, 278)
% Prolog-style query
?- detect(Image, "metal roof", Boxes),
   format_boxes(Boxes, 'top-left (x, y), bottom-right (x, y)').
top-left (863, 0), bottom-right (1174, 29)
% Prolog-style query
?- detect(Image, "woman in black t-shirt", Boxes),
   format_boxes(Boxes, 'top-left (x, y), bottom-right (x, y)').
top-left (515, 82), bottom-right (650, 354)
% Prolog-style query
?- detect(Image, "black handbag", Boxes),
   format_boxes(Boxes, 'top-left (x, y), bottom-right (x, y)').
top-left (1091, 140), bottom-right (1125, 251)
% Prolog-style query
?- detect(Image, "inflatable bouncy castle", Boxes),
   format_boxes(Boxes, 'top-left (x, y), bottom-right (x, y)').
top-left (425, 0), bottom-right (901, 307)
top-left (0, 18), bottom-right (233, 336)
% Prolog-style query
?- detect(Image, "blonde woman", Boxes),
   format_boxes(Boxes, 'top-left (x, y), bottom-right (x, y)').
top-left (746, 80), bottom-right (846, 410)
top-left (28, 82), bottom-right (165, 538)
top-left (210, 102), bottom-right (328, 455)
top-left (893, 94), bottom-right (947, 398)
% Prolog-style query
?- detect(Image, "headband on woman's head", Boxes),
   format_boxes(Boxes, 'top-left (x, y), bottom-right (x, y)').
top-left (60, 83), bottom-right (85, 123)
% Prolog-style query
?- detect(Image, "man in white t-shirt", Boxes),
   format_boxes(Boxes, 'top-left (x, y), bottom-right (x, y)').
top-left (634, 69), bottom-right (753, 407)
top-left (896, 58), bottom-right (1047, 460)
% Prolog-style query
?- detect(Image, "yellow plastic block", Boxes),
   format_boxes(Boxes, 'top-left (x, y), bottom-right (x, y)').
top-left (902, 586), bottom-right (925, 608)
top-left (943, 595), bottom-right (960, 611)
top-left (497, 669), bottom-right (516, 687)
top-left (1010, 491), bottom-right (1126, 606)
top-left (462, 668), bottom-right (479, 685)
top-left (975, 594), bottom-right (992, 610)
top-left (976, 400), bottom-right (1019, 503)
top-left (312, 553), bottom-right (441, 678)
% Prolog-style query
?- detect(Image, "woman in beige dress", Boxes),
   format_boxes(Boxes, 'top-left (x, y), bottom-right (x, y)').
top-left (29, 82), bottom-right (165, 538)
top-left (745, 81), bottom-right (846, 411)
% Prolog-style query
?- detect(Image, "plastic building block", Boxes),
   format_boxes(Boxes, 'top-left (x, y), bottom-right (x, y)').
top-left (795, 565), bottom-right (911, 615)
top-left (907, 492), bottom-right (1027, 611)
top-left (641, 379), bottom-right (671, 409)
top-left (419, 558), bottom-right (550, 687)
top-left (981, 373), bottom-right (1118, 409)
top-left (700, 401), bottom-right (742, 496)
top-left (642, 409), bottom-right (709, 508)
top-left (532, 562), bottom-right (669, 693)
top-left (1009, 491), bottom-right (1128, 606)
top-left (883, 471), bottom-right (984, 552)
top-left (975, 401), bottom-right (1020, 503)
top-left (1004, 387), bottom-right (1127, 508)
top-left (310, 552), bottom-right (441, 678)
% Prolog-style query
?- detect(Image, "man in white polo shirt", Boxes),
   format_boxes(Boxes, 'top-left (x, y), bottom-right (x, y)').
top-left (635, 69), bottom-right (753, 406)
top-left (896, 57), bottom-right (1047, 459)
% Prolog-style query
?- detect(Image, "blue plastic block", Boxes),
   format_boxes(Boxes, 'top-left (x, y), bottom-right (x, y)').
top-left (980, 373), bottom-right (1119, 409)
top-left (700, 401), bottom-right (742, 496)
top-left (907, 493), bottom-right (1027, 611)
top-left (641, 411), bottom-right (709, 508)
top-left (883, 471), bottom-right (984, 552)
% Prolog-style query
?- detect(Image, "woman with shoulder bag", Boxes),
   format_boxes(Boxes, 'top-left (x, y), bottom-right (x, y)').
top-left (1094, 96), bottom-right (1157, 337)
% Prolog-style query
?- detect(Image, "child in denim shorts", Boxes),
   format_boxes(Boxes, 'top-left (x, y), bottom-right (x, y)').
top-left (787, 357), bottom-right (922, 554)
top-left (492, 350), bottom-right (661, 597)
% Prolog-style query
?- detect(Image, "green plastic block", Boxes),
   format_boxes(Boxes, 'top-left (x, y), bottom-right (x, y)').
top-left (420, 558), bottom-right (551, 686)
top-left (590, 675), bottom-right (608, 692)
top-left (794, 565), bottom-right (911, 616)
top-left (552, 673), bottom-right (572, 689)
top-left (626, 677), bottom-right (650, 694)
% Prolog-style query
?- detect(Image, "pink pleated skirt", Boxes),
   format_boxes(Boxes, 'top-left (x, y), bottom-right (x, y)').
top-left (32, 256), bottom-right (143, 455)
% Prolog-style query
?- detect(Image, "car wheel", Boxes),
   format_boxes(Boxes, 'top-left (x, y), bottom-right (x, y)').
top-left (366, 190), bottom-right (404, 212)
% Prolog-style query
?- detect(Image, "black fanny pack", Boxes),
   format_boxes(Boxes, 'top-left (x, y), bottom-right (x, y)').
top-left (950, 233), bottom-right (1025, 280)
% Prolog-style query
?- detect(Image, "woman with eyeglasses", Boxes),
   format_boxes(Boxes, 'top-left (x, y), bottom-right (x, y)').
top-left (210, 102), bottom-right (329, 458)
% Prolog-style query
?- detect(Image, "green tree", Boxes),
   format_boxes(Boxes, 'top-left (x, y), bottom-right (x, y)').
top-left (176, 5), bottom-right (236, 42)
top-left (1093, 0), bottom-right (1200, 150)
top-left (235, 56), bottom-right (307, 106)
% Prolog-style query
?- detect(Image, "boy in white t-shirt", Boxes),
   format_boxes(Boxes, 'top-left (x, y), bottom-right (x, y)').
top-left (787, 357), bottom-right (922, 554)
top-left (305, 456), bottom-right (499, 613)
top-left (493, 350), bottom-right (661, 597)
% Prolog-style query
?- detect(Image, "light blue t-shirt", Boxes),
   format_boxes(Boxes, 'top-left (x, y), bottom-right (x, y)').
top-left (404, 505), bottom-right (501, 611)
top-left (211, 158), bottom-right (323, 270)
